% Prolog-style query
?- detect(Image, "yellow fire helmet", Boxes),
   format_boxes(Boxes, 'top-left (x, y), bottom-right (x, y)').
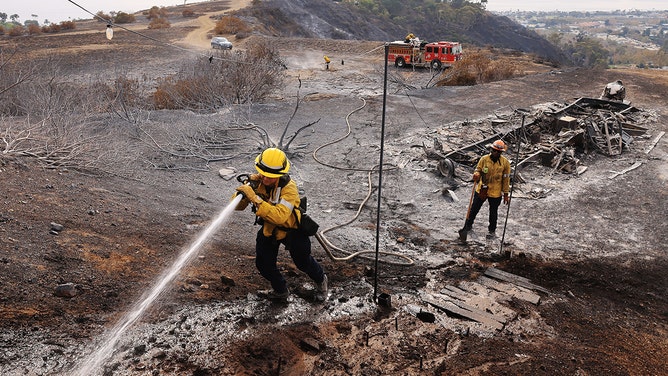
top-left (255, 148), bottom-right (290, 178)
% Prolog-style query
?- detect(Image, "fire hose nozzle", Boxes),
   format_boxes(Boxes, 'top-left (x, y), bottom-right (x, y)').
top-left (236, 173), bottom-right (259, 189)
top-left (236, 173), bottom-right (251, 184)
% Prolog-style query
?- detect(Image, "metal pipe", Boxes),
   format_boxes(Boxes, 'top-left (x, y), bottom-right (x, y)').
top-left (373, 44), bottom-right (390, 302)
top-left (499, 110), bottom-right (528, 255)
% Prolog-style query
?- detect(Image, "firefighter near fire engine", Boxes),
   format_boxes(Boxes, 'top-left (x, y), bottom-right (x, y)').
top-left (234, 148), bottom-right (328, 302)
top-left (458, 140), bottom-right (511, 243)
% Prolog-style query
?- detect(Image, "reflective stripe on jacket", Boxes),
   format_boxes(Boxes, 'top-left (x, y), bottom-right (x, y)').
top-left (475, 154), bottom-right (511, 198)
top-left (254, 178), bottom-right (300, 240)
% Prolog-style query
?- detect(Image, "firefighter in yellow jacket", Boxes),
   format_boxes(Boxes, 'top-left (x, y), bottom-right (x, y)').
top-left (235, 148), bottom-right (328, 301)
top-left (459, 140), bottom-right (511, 240)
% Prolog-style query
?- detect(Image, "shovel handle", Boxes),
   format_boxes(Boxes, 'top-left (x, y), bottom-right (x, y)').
top-left (465, 181), bottom-right (476, 221)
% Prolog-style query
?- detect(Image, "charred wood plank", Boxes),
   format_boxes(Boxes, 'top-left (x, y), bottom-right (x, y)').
top-left (645, 131), bottom-right (665, 154)
top-left (477, 276), bottom-right (541, 305)
top-left (608, 161), bottom-right (642, 179)
top-left (440, 285), bottom-right (475, 301)
top-left (443, 132), bottom-right (504, 159)
top-left (484, 267), bottom-right (549, 294)
top-left (517, 150), bottom-right (544, 168)
top-left (455, 281), bottom-right (520, 321)
top-left (424, 298), bottom-right (505, 331)
top-left (621, 123), bottom-right (648, 136)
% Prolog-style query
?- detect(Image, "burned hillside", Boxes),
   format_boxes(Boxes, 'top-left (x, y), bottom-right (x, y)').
top-left (236, 0), bottom-right (568, 64)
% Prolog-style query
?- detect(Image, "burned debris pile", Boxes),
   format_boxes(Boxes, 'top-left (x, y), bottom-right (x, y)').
top-left (426, 97), bottom-right (658, 179)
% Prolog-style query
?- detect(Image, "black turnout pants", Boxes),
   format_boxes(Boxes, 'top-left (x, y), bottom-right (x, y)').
top-left (255, 229), bottom-right (324, 293)
top-left (464, 193), bottom-right (502, 233)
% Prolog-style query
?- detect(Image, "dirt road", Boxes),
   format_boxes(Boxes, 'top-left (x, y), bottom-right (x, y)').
top-left (181, 0), bottom-right (251, 49)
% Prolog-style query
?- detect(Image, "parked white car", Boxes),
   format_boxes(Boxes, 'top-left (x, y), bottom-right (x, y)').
top-left (211, 37), bottom-right (233, 50)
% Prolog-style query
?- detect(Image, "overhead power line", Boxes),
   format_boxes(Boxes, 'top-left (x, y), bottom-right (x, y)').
top-left (65, 0), bottom-right (245, 64)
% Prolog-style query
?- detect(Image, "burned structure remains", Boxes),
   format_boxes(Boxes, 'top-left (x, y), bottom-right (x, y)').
top-left (426, 97), bottom-right (659, 180)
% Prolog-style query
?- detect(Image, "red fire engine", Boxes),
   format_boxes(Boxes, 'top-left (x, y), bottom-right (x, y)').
top-left (388, 40), bottom-right (463, 69)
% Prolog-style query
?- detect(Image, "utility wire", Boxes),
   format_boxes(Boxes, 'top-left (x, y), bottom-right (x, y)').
top-left (65, 0), bottom-right (249, 65)
top-left (406, 93), bottom-right (430, 127)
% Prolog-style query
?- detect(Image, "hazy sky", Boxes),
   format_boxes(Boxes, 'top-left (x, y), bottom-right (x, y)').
top-left (3, 0), bottom-right (668, 24)
top-left (486, 0), bottom-right (667, 12)
top-left (3, 0), bottom-right (183, 24)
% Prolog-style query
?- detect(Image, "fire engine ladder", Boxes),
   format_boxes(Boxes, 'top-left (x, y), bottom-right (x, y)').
top-left (411, 44), bottom-right (419, 63)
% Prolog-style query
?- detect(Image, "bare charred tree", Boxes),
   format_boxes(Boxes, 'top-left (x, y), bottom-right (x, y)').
top-left (0, 47), bottom-right (38, 115)
top-left (276, 76), bottom-right (320, 151)
top-left (0, 115), bottom-right (118, 172)
top-left (107, 74), bottom-right (151, 126)
top-left (135, 117), bottom-right (262, 171)
top-left (153, 38), bottom-right (286, 111)
top-left (140, 77), bottom-right (321, 171)
top-left (0, 53), bottom-right (125, 173)
top-left (220, 38), bottom-right (286, 105)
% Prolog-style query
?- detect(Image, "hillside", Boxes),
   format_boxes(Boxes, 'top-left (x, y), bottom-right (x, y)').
top-left (236, 0), bottom-right (569, 64)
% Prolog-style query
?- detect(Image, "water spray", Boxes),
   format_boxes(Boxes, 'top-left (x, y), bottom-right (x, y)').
top-left (73, 194), bottom-right (243, 375)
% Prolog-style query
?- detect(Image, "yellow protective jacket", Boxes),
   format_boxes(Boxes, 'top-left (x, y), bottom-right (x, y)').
top-left (236, 176), bottom-right (300, 240)
top-left (475, 154), bottom-right (511, 198)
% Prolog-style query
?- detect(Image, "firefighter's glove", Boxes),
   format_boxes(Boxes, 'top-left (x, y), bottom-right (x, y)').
top-left (236, 185), bottom-right (263, 205)
top-left (472, 172), bottom-right (480, 182)
top-left (503, 193), bottom-right (510, 205)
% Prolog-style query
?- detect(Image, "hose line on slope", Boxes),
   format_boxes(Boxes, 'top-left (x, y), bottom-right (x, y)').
top-left (312, 98), bottom-right (414, 266)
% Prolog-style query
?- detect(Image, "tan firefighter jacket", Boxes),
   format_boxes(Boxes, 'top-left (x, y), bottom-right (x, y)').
top-left (236, 176), bottom-right (301, 241)
top-left (475, 154), bottom-right (511, 198)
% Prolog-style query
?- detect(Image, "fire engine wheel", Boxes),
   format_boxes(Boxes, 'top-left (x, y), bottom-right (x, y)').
top-left (431, 60), bottom-right (442, 70)
top-left (395, 57), bottom-right (406, 68)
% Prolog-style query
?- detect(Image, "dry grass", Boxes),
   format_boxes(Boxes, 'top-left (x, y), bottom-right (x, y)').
top-left (436, 48), bottom-right (544, 86)
top-left (214, 15), bottom-right (251, 35)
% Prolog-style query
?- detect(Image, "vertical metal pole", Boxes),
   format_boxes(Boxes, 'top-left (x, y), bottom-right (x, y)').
top-left (499, 113), bottom-right (525, 256)
top-left (373, 44), bottom-right (389, 303)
